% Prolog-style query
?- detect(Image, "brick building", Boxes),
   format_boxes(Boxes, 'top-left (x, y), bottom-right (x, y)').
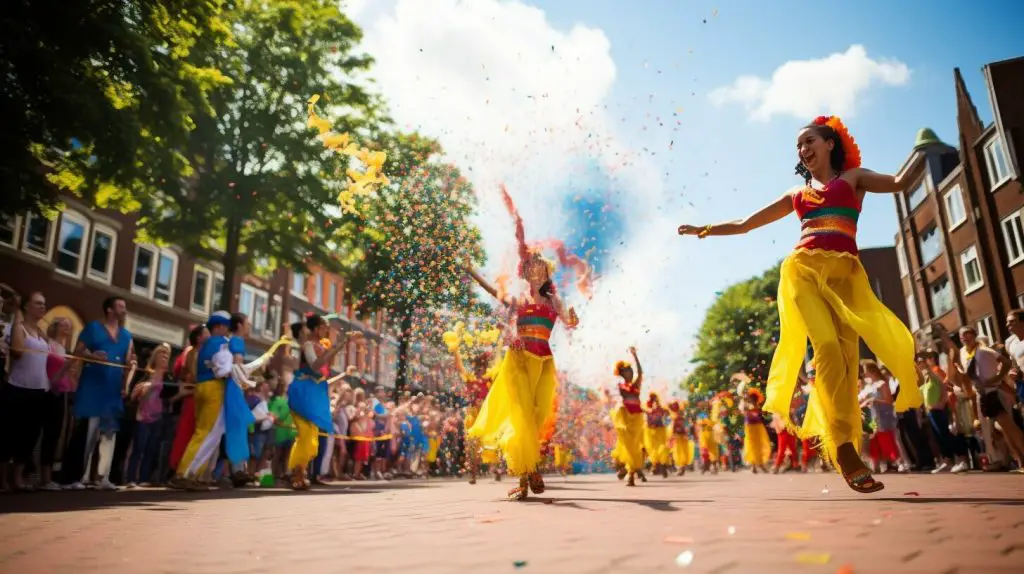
top-left (858, 246), bottom-right (909, 360)
top-left (893, 57), bottom-right (1023, 348)
top-left (0, 200), bottom-right (396, 379)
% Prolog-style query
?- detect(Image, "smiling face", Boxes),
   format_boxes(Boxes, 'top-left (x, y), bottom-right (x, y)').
top-left (524, 257), bottom-right (550, 289)
top-left (797, 126), bottom-right (835, 176)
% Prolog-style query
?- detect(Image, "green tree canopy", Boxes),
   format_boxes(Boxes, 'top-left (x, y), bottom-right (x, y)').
top-left (1, 0), bottom-right (231, 216)
top-left (683, 262), bottom-right (782, 400)
top-left (343, 132), bottom-right (487, 390)
top-left (132, 0), bottom-right (384, 295)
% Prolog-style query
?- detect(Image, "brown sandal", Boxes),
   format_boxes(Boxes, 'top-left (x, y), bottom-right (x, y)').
top-left (507, 477), bottom-right (528, 501)
top-left (844, 468), bottom-right (884, 494)
top-left (290, 468), bottom-right (309, 491)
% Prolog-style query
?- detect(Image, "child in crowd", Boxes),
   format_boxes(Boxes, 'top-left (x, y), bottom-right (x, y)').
top-left (269, 383), bottom-right (296, 481)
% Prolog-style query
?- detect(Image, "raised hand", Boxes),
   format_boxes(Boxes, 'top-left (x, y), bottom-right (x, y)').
top-left (677, 224), bottom-right (702, 236)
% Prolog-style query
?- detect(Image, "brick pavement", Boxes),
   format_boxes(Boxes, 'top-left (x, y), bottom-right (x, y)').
top-left (0, 472), bottom-right (1022, 574)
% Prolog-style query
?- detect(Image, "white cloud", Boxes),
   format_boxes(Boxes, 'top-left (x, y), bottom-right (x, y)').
top-left (355, 0), bottom-right (690, 390)
top-left (708, 45), bottom-right (910, 121)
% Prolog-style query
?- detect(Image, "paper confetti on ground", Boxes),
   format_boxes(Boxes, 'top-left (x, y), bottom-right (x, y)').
top-left (786, 532), bottom-right (812, 541)
top-left (796, 553), bottom-right (832, 565)
top-left (836, 565), bottom-right (855, 574)
top-left (675, 551), bottom-right (695, 567)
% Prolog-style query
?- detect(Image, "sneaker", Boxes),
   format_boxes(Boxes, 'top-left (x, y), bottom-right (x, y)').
top-left (897, 463), bottom-right (911, 474)
top-left (39, 482), bottom-right (62, 492)
top-left (98, 479), bottom-right (119, 491)
top-left (125, 482), bottom-right (137, 489)
top-left (64, 481), bottom-right (87, 491)
top-left (931, 462), bottom-right (950, 474)
top-left (950, 461), bottom-right (969, 474)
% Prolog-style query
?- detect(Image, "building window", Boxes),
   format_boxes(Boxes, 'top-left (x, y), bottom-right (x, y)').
top-left (288, 310), bottom-right (302, 325)
top-left (959, 245), bottom-right (984, 294)
top-left (314, 273), bottom-right (323, 308)
top-left (943, 185), bottom-right (967, 230)
top-left (153, 252), bottom-right (177, 304)
top-left (977, 315), bottom-right (995, 342)
top-left (918, 225), bottom-right (942, 265)
top-left (87, 225), bottom-right (117, 283)
top-left (292, 271), bottom-right (306, 300)
top-left (192, 267), bottom-right (212, 314)
top-left (268, 297), bottom-right (282, 339)
top-left (929, 276), bottom-right (954, 317)
top-left (1018, 293), bottom-right (1024, 309)
top-left (54, 211), bottom-right (90, 277)
top-left (22, 213), bottom-right (54, 259)
top-left (212, 274), bottom-right (224, 310)
top-left (906, 293), bottom-right (919, 332)
top-left (896, 237), bottom-right (909, 277)
top-left (239, 284), bottom-right (270, 338)
top-left (0, 215), bottom-right (20, 248)
top-left (984, 136), bottom-right (1012, 189)
top-left (906, 181), bottom-right (927, 212)
top-left (328, 281), bottom-right (337, 313)
top-left (133, 245), bottom-right (178, 304)
top-left (132, 246), bottom-right (156, 294)
top-left (1001, 211), bottom-right (1024, 266)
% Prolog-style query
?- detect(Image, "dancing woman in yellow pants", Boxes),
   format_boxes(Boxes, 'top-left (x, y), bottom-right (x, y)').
top-left (679, 115), bottom-right (922, 493)
top-left (466, 252), bottom-right (579, 501)
top-left (740, 388), bottom-right (771, 472)
top-left (668, 400), bottom-right (693, 476)
top-left (644, 393), bottom-right (671, 478)
top-left (611, 347), bottom-right (647, 486)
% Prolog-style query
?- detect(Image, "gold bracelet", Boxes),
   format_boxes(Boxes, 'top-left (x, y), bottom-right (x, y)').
top-left (697, 224), bottom-right (713, 239)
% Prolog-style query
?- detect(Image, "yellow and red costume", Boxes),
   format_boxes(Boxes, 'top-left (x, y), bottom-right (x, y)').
top-left (741, 389), bottom-right (771, 466)
top-left (668, 401), bottom-right (693, 468)
top-left (469, 303), bottom-right (559, 477)
top-left (610, 366), bottom-right (645, 474)
top-left (643, 394), bottom-right (671, 467)
top-left (764, 116), bottom-right (922, 469)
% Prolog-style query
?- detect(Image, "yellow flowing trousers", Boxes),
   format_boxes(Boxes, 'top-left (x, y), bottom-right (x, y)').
top-left (288, 414), bottom-right (319, 472)
top-left (671, 434), bottom-right (694, 467)
top-left (644, 425), bottom-right (671, 465)
top-left (611, 407), bottom-right (645, 472)
top-left (176, 380), bottom-right (225, 479)
top-left (469, 349), bottom-right (557, 476)
top-left (764, 250), bottom-right (922, 470)
top-left (742, 423), bottom-right (772, 466)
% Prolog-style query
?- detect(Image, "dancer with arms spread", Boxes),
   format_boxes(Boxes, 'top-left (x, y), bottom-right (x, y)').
top-left (679, 116), bottom-right (922, 493)
top-left (466, 252), bottom-right (579, 501)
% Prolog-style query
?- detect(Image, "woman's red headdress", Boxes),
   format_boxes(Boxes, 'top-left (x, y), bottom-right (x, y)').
top-left (812, 116), bottom-right (861, 171)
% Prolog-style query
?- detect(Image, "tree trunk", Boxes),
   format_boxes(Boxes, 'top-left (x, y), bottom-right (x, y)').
top-left (395, 311), bottom-right (413, 393)
top-left (221, 213), bottom-right (242, 312)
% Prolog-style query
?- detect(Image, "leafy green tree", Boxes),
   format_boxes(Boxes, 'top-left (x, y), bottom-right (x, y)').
top-left (344, 132), bottom-right (487, 391)
top-left (683, 263), bottom-right (782, 400)
top-left (1, 0), bottom-right (231, 216)
top-left (136, 0), bottom-right (384, 296)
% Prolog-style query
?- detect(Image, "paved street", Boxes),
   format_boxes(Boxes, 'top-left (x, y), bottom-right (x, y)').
top-left (0, 472), bottom-right (1022, 573)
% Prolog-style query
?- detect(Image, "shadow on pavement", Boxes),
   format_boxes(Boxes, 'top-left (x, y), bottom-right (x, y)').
top-left (0, 481), bottom-right (433, 515)
top-left (770, 497), bottom-right (1024, 506)
top-left (522, 497), bottom-right (714, 512)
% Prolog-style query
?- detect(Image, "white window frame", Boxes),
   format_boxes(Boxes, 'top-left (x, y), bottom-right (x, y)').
top-left (0, 214), bottom-right (21, 249)
top-left (292, 271), bottom-right (307, 301)
top-left (918, 225), bottom-right (943, 266)
top-left (977, 315), bottom-right (996, 342)
top-left (132, 244), bottom-right (178, 306)
top-left (327, 281), bottom-right (337, 313)
top-left (211, 272), bottom-right (225, 311)
top-left (906, 180), bottom-right (928, 212)
top-left (984, 136), bottom-right (1012, 190)
top-left (896, 237), bottom-right (909, 277)
top-left (929, 276), bottom-right (954, 317)
top-left (85, 223), bottom-right (118, 284)
top-left (1001, 211), bottom-right (1024, 267)
top-left (906, 293), bottom-right (920, 332)
top-left (239, 283), bottom-right (271, 338)
top-left (959, 245), bottom-right (984, 294)
top-left (191, 266), bottom-right (214, 315)
top-left (1018, 293), bottom-right (1024, 310)
top-left (314, 273), bottom-right (323, 308)
top-left (54, 210), bottom-right (91, 278)
top-left (20, 212), bottom-right (56, 261)
top-left (268, 295), bottom-right (282, 339)
top-left (943, 184), bottom-right (967, 230)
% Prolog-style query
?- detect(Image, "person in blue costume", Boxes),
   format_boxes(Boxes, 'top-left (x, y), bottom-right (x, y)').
top-left (62, 296), bottom-right (135, 490)
top-left (288, 314), bottom-right (362, 490)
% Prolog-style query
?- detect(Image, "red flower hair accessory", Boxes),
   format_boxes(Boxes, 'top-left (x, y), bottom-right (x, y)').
top-left (746, 388), bottom-right (765, 405)
top-left (614, 360), bottom-right (631, 376)
top-left (812, 115), bottom-right (862, 171)
top-left (667, 400), bottom-right (681, 412)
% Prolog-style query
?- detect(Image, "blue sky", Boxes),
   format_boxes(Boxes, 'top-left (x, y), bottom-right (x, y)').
top-left (350, 0), bottom-right (1023, 385)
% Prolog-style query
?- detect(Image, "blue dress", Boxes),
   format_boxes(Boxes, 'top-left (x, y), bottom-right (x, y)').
top-left (288, 353), bottom-right (332, 432)
top-left (74, 321), bottom-right (132, 431)
top-left (218, 336), bottom-right (256, 466)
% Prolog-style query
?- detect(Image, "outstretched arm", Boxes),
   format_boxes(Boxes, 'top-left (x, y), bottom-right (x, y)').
top-left (630, 346), bottom-right (643, 386)
top-left (851, 167), bottom-right (908, 194)
top-left (678, 191), bottom-right (795, 238)
top-left (467, 268), bottom-right (508, 304)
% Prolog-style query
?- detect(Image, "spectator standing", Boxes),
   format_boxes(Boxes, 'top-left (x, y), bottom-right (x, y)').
top-left (42, 316), bottom-right (78, 490)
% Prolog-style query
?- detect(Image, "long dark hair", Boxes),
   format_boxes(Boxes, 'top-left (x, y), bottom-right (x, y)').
top-left (795, 124), bottom-right (847, 184)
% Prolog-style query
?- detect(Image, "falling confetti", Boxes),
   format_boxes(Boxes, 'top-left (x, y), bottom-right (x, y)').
top-left (796, 553), bottom-right (832, 565)
top-left (675, 551), bottom-right (695, 567)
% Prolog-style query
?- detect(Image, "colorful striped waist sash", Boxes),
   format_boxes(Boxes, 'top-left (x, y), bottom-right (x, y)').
top-left (799, 206), bottom-right (859, 240)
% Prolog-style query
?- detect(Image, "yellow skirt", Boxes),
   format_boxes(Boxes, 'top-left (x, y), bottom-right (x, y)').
top-left (698, 428), bottom-right (717, 453)
top-left (554, 445), bottom-right (573, 469)
top-left (468, 349), bottom-right (557, 476)
top-left (611, 406), bottom-right (645, 472)
top-left (481, 448), bottom-right (499, 465)
top-left (426, 436), bottom-right (440, 463)
top-left (671, 434), bottom-right (693, 467)
top-left (644, 425), bottom-right (671, 465)
top-left (765, 250), bottom-right (922, 470)
top-left (742, 422), bottom-right (771, 466)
